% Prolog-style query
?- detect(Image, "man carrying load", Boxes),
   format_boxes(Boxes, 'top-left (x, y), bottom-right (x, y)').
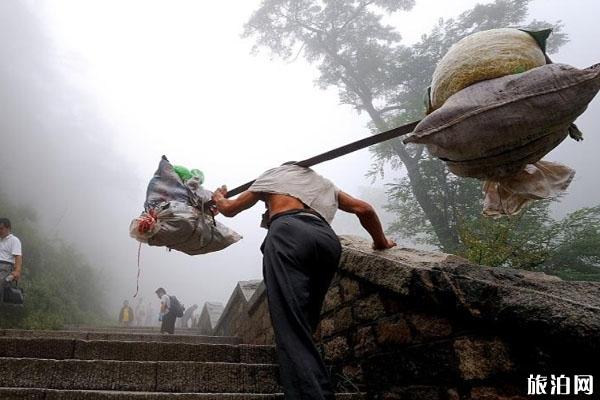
top-left (211, 163), bottom-right (395, 400)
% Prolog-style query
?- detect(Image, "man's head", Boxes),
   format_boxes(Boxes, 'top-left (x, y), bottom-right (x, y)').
top-left (123, 300), bottom-right (129, 307)
top-left (0, 218), bottom-right (11, 239)
top-left (155, 287), bottom-right (166, 299)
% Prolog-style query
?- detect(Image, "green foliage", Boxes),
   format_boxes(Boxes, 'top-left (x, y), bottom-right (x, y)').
top-left (0, 194), bottom-right (109, 328)
top-left (455, 203), bottom-right (600, 281)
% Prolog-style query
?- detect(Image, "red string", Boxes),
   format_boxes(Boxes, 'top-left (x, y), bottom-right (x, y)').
top-left (137, 208), bottom-right (158, 234)
top-left (133, 242), bottom-right (142, 298)
top-left (133, 209), bottom-right (157, 298)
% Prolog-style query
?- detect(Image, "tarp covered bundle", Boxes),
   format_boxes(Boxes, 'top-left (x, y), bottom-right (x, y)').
top-left (407, 28), bottom-right (600, 216)
top-left (130, 156), bottom-right (241, 255)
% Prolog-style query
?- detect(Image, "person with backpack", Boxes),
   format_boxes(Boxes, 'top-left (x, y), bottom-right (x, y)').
top-left (155, 287), bottom-right (183, 334)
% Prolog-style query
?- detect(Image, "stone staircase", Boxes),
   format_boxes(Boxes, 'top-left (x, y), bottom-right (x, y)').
top-left (0, 328), bottom-right (362, 399)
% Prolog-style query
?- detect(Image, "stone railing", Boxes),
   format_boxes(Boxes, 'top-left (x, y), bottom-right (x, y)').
top-left (213, 235), bottom-right (600, 399)
top-left (212, 280), bottom-right (262, 338)
top-left (197, 302), bottom-right (224, 335)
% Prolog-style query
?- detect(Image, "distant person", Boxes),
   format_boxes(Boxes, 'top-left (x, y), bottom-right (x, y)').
top-left (118, 300), bottom-right (134, 327)
top-left (0, 218), bottom-right (23, 304)
top-left (134, 297), bottom-right (146, 326)
top-left (155, 287), bottom-right (178, 334)
top-left (211, 163), bottom-right (395, 400)
top-left (180, 304), bottom-right (198, 328)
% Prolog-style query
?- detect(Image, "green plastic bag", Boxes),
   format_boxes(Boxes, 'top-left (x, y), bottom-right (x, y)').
top-left (173, 165), bottom-right (204, 184)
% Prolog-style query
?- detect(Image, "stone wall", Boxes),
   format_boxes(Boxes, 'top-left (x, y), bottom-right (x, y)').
top-left (212, 280), bottom-right (261, 337)
top-left (216, 236), bottom-right (600, 399)
top-left (197, 302), bottom-right (224, 335)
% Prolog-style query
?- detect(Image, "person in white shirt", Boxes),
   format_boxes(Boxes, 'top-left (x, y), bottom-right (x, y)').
top-left (0, 218), bottom-right (23, 304)
top-left (155, 287), bottom-right (176, 334)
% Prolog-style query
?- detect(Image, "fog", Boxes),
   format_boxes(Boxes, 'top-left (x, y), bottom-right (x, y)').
top-left (1, 0), bottom-right (599, 317)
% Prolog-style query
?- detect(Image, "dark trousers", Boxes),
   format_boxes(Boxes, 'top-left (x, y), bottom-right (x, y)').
top-left (261, 212), bottom-right (342, 400)
top-left (161, 312), bottom-right (176, 334)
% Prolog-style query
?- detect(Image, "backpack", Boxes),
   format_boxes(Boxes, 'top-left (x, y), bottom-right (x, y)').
top-left (169, 295), bottom-right (184, 318)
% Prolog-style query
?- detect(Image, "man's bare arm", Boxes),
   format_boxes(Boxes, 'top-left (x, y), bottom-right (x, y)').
top-left (212, 186), bottom-right (262, 217)
top-left (12, 254), bottom-right (22, 281)
top-left (338, 191), bottom-right (396, 250)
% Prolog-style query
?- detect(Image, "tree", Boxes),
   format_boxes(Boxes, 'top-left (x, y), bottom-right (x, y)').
top-left (244, 0), bottom-right (567, 253)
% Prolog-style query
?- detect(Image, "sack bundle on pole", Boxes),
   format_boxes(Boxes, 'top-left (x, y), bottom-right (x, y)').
top-left (406, 28), bottom-right (600, 217)
top-left (129, 156), bottom-right (242, 255)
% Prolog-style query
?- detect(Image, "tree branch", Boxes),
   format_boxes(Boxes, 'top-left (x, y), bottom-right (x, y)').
top-left (338, 0), bottom-right (376, 31)
top-left (379, 105), bottom-right (404, 114)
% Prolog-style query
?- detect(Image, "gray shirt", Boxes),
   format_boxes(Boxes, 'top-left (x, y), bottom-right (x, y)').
top-left (248, 165), bottom-right (340, 224)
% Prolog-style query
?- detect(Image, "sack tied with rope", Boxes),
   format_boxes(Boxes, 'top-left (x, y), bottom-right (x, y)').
top-left (129, 156), bottom-right (242, 255)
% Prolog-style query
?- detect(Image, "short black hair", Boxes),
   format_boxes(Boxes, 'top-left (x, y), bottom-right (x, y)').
top-left (0, 218), bottom-right (11, 229)
top-left (155, 287), bottom-right (166, 295)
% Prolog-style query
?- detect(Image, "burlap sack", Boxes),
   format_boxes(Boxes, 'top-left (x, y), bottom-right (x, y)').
top-left (405, 63), bottom-right (600, 179)
top-left (430, 28), bottom-right (547, 111)
top-left (444, 123), bottom-right (571, 179)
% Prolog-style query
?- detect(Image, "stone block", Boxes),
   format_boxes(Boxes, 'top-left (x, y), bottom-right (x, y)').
top-left (339, 277), bottom-right (361, 303)
top-left (363, 341), bottom-right (460, 386)
top-left (323, 336), bottom-right (350, 362)
top-left (454, 337), bottom-right (514, 380)
top-left (75, 340), bottom-right (159, 361)
top-left (322, 285), bottom-right (343, 313)
top-left (185, 343), bottom-right (239, 363)
top-left (352, 326), bottom-right (377, 358)
top-left (239, 344), bottom-right (277, 364)
top-left (241, 362), bottom-right (281, 393)
top-left (375, 319), bottom-right (412, 346)
top-left (0, 358), bottom-right (156, 391)
top-left (333, 306), bottom-right (354, 333)
top-left (353, 294), bottom-right (387, 322)
top-left (407, 313), bottom-right (452, 340)
top-left (319, 318), bottom-right (335, 338)
top-left (341, 363), bottom-right (363, 384)
top-left (156, 361), bottom-right (279, 393)
top-left (380, 295), bottom-right (406, 315)
top-left (0, 337), bottom-right (74, 360)
top-left (0, 388), bottom-right (45, 400)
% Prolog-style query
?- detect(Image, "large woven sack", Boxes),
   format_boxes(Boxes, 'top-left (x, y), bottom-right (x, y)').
top-left (405, 63), bottom-right (600, 179)
top-left (430, 28), bottom-right (548, 111)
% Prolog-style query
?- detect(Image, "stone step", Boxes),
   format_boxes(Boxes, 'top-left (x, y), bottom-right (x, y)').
top-left (0, 337), bottom-right (276, 363)
top-left (0, 358), bottom-right (280, 393)
top-left (64, 327), bottom-right (204, 336)
top-left (0, 330), bottom-right (239, 345)
top-left (0, 388), bottom-right (365, 400)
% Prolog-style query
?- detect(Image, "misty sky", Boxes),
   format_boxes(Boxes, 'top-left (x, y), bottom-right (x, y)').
top-left (1, 0), bottom-right (599, 316)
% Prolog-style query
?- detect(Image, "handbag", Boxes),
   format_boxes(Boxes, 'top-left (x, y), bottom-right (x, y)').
top-left (3, 281), bottom-right (24, 305)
